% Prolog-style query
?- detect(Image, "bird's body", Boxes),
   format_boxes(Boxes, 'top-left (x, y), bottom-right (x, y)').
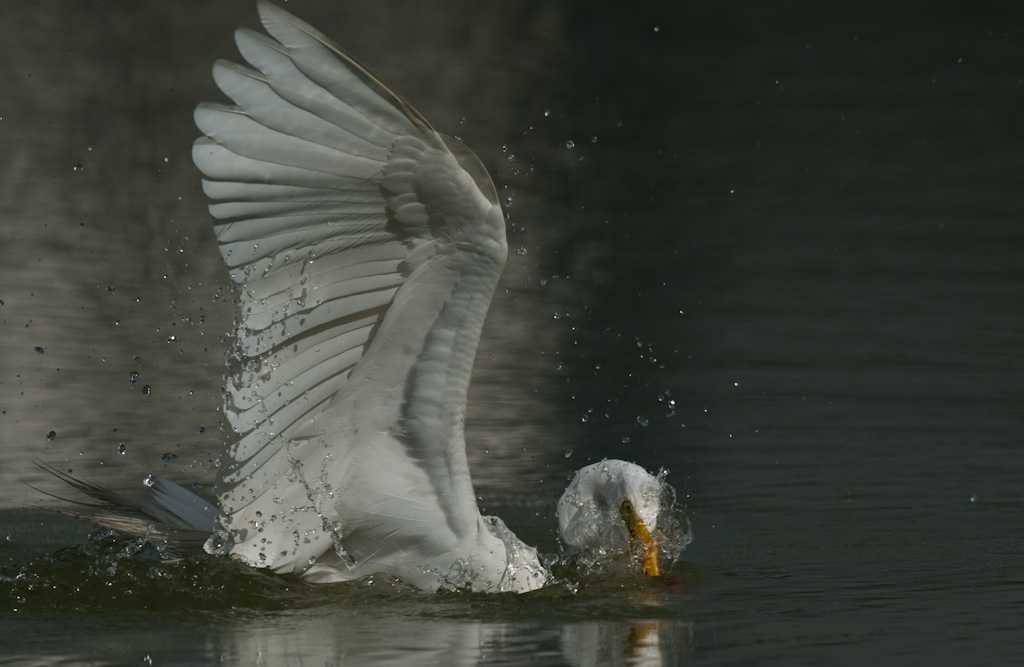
top-left (41, 1), bottom-right (685, 593)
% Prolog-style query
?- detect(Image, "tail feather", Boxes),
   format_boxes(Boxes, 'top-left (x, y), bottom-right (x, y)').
top-left (33, 462), bottom-right (217, 546)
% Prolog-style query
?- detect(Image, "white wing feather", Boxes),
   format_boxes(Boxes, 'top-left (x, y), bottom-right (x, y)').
top-left (193, 0), bottom-right (508, 580)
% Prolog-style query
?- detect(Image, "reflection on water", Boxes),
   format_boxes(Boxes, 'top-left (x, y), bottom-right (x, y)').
top-left (563, 620), bottom-right (693, 667)
top-left (2, 610), bottom-right (694, 667)
top-left (214, 615), bottom-right (692, 667)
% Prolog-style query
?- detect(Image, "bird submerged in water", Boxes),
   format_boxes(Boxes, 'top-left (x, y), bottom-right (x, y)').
top-left (44, 1), bottom-right (685, 593)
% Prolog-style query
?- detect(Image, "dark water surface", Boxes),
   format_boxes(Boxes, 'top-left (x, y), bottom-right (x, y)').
top-left (2, 1), bottom-right (1022, 665)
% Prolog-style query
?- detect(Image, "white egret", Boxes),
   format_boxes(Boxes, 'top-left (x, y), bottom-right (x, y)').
top-left (44, 1), bottom-right (683, 593)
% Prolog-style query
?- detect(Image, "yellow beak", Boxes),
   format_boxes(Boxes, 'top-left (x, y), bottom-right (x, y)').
top-left (619, 499), bottom-right (660, 576)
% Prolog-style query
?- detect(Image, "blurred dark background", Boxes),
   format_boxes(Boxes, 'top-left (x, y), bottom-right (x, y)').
top-left (1, 0), bottom-right (1022, 661)
top-left (1, 0), bottom-right (1021, 518)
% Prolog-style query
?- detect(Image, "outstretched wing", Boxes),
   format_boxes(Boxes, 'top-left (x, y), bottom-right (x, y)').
top-left (193, 1), bottom-right (507, 574)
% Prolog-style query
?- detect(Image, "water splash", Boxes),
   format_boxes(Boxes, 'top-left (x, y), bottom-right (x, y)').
top-left (553, 468), bottom-right (692, 582)
top-left (0, 529), bottom-right (315, 612)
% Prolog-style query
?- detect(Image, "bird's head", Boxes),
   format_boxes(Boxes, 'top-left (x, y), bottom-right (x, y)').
top-left (557, 459), bottom-right (668, 576)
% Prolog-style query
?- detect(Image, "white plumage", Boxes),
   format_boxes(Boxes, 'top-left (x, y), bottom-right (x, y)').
top-left (192, 0), bottom-right (536, 591)
top-left (45, 1), bottom-right (682, 594)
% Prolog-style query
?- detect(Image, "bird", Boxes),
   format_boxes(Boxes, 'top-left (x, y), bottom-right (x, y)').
top-left (41, 1), bottom-right (682, 593)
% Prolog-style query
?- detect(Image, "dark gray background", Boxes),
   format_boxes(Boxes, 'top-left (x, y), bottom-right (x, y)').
top-left (1, 1), bottom-right (1021, 664)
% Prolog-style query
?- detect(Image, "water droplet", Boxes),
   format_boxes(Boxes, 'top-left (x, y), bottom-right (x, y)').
top-left (621, 436), bottom-right (631, 444)
top-left (129, 371), bottom-right (140, 388)
top-left (46, 430), bottom-right (56, 441)
top-left (133, 356), bottom-right (142, 364)
top-left (580, 414), bottom-right (589, 423)
top-left (141, 384), bottom-right (152, 397)
top-left (515, 247), bottom-right (528, 256)
top-left (106, 286), bottom-right (115, 295)
top-left (117, 442), bottom-right (127, 455)
top-left (636, 415), bottom-right (649, 427)
top-left (166, 335), bottom-right (178, 343)
top-left (564, 449), bottom-right (573, 458)
top-left (161, 452), bottom-right (178, 463)
top-left (72, 163), bottom-right (84, 172)
top-left (143, 474), bottom-right (156, 487)
top-left (197, 425), bottom-right (206, 434)
top-left (564, 140), bottom-right (575, 149)
top-left (34, 346), bottom-right (45, 355)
